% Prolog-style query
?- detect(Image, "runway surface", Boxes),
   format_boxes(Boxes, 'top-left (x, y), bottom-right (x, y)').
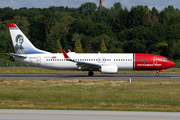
top-left (0, 109), bottom-right (180, 120)
top-left (0, 74), bottom-right (180, 80)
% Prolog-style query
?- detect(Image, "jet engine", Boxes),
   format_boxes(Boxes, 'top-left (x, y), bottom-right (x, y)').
top-left (100, 65), bottom-right (118, 74)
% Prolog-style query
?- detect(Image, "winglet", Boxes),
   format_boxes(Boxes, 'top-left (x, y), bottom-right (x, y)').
top-left (61, 49), bottom-right (69, 59)
top-left (67, 49), bottom-right (71, 53)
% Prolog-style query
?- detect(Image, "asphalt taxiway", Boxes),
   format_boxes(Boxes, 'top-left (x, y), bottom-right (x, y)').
top-left (0, 74), bottom-right (180, 80)
top-left (0, 109), bottom-right (180, 120)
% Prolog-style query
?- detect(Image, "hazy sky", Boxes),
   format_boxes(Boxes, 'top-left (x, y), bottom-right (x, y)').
top-left (1, 0), bottom-right (180, 11)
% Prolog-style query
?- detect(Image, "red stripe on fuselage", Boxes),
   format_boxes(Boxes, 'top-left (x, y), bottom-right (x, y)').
top-left (134, 54), bottom-right (169, 70)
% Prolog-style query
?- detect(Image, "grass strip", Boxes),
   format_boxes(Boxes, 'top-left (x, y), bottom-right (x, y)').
top-left (0, 80), bottom-right (180, 111)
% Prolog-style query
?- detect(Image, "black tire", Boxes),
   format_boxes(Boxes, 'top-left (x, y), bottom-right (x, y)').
top-left (156, 73), bottom-right (159, 76)
top-left (88, 71), bottom-right (94, 76)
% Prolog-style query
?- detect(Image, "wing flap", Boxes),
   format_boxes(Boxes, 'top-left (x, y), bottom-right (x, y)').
top-left (76, 61), bottom-right (101, 70)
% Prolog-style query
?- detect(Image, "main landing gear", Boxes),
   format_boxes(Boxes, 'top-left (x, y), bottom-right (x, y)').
top-left (88, 71), bottom-right (94, 76)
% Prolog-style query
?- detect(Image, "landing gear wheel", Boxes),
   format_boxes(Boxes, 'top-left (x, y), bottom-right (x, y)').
top-left (156, 72), bottom-right (159, 76)
top-left (88, 71), bottom-right (94, 76)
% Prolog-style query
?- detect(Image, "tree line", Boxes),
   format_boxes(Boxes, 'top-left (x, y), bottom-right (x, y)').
top-left (0, 2), bottom-right (180, 60)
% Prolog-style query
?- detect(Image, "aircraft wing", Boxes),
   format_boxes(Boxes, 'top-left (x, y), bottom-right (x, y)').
top-left (5, 53), bottom-right (27, 58)
top-left (61, 49), bottom-right (101, 71)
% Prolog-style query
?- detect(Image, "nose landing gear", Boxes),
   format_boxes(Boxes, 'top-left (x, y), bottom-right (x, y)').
top-left (156, 70), bottom-right (165, 76)
top-left (156, 71), bottom-right (159, 76)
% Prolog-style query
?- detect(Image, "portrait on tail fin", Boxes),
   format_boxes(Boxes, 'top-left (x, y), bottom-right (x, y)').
top-left (14, 34), bottom-right (25, 54)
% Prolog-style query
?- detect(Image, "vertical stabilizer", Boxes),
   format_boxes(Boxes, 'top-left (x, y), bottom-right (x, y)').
top-left (8, 23), bottom-right (50, 54)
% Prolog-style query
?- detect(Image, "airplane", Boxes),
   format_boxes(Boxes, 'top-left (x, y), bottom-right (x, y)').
top-left (7, 23), bottom-right (175, 76)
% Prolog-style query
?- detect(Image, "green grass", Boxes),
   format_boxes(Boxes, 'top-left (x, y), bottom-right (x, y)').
top-left (0, 67), bottom-right (180, 74)
top-left (0, 80), bottom-right (180, 111)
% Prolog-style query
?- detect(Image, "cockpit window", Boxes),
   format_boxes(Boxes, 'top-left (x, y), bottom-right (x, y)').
top-left (162, 58), bottom-right (168, 61)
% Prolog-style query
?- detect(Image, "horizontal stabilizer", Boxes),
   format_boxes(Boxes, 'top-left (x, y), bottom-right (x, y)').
top-left (5, 53), bottom-right (27, 58)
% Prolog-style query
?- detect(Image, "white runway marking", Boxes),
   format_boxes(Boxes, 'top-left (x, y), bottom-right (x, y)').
top-left (0, 109), bottom-right (180, 120)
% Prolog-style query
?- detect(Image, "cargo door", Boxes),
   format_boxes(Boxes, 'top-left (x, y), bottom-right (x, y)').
top-left (37, 56), bottom-right (41, 65)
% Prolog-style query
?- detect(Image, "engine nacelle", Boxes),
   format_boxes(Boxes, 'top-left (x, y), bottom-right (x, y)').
top-left (101, 65), bottom-right (118, 74)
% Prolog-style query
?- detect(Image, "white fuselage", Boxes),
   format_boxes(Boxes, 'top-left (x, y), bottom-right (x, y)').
top-left (15, 53), bottom-right (134, 71)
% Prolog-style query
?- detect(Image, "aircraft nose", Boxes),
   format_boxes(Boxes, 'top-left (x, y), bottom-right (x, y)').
top-left (168, 60), bottom-right (175, 67)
